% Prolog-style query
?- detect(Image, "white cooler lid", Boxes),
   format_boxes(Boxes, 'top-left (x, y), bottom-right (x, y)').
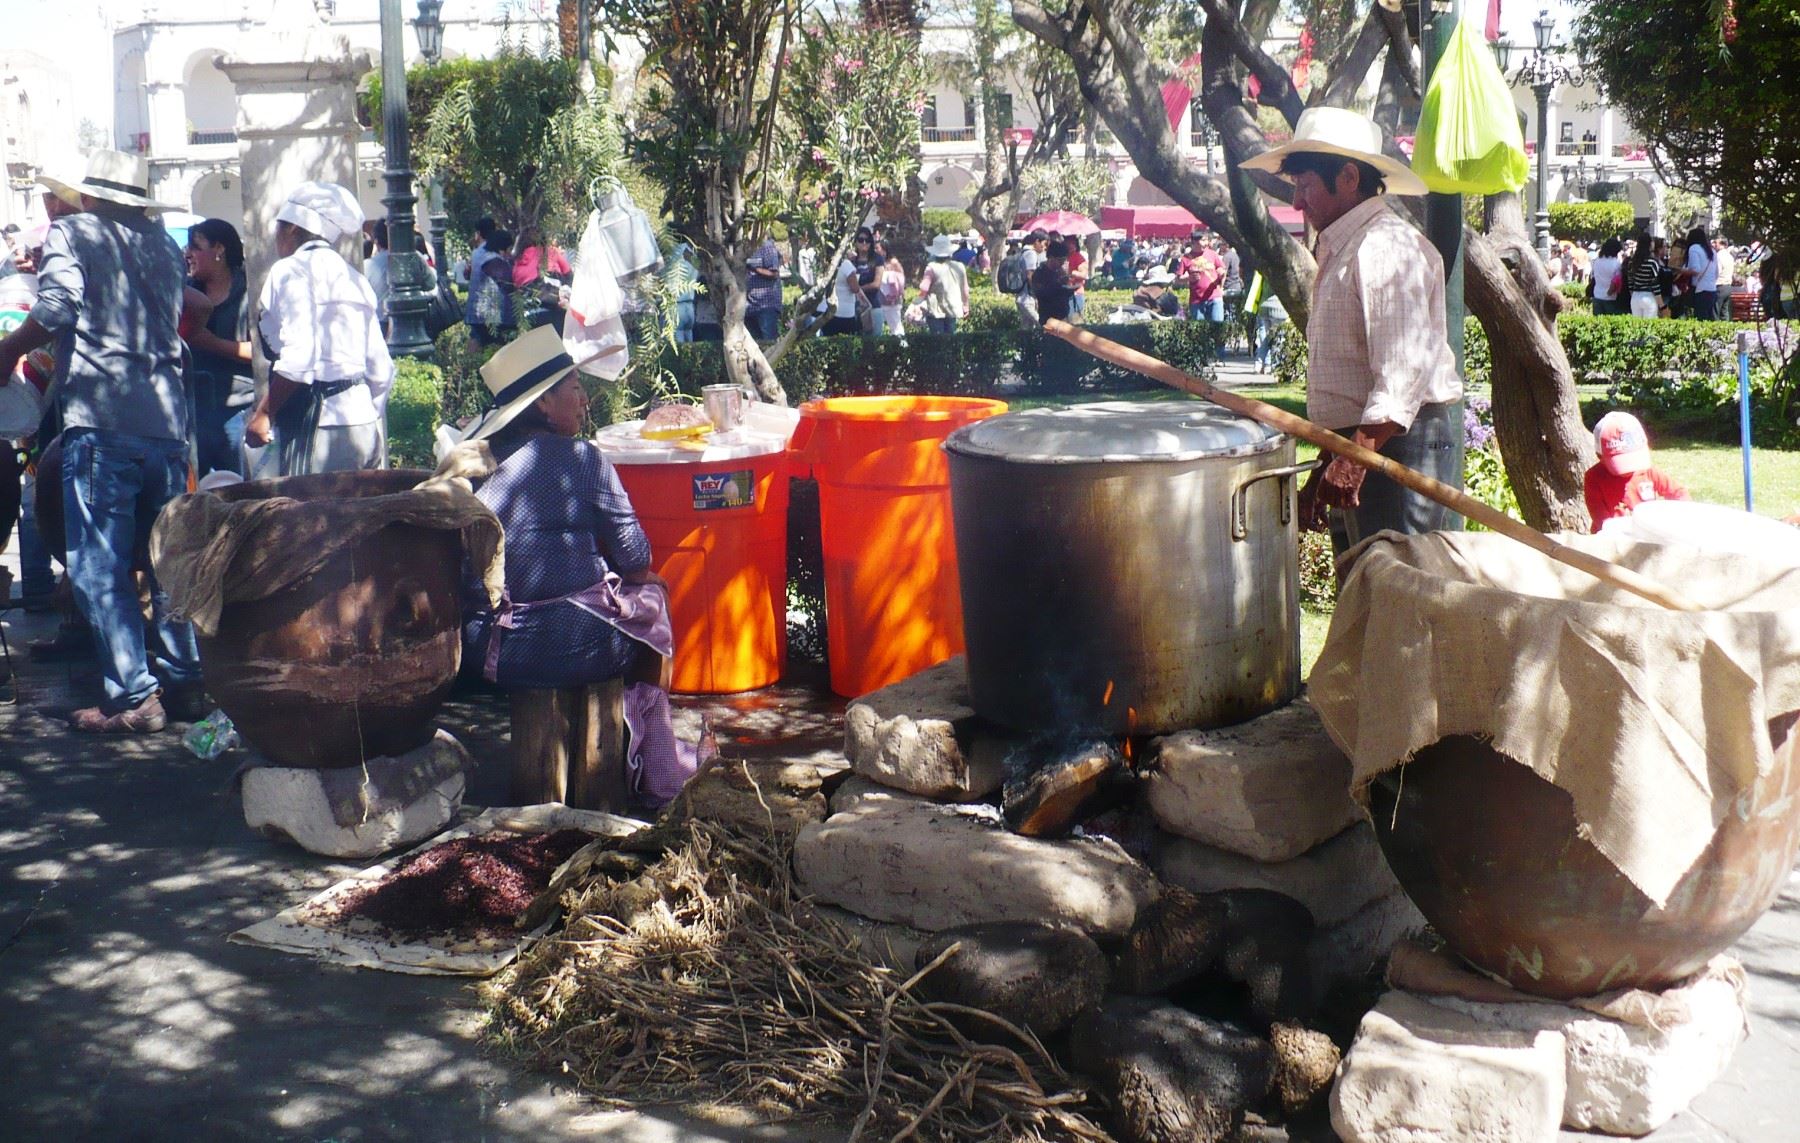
top-left (594, 402), bottom-right (800, 465)
top-left (943, 399), bottom-right (1283, 464)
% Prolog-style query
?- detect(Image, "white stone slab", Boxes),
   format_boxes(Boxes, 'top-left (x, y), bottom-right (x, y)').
top-left (842, 656), bottom-right (1003, 800)
top-left (793, 796), bottom-right (1158, 937)
top-left (1429, 965), bottom-right (1750, 1136)
top-left (241, 731), bottom-right (470, 860)
top-left (1152, 820), bottom-right (1400, 927)
top-left (1146, 696), bottom-right (1361, 862)
top-left (1331, 991), bottom-right (1566, 1143)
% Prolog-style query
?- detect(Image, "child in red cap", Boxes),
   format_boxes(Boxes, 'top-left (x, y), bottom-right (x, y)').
top-left (1584, 411), bottom-right (1688, 531)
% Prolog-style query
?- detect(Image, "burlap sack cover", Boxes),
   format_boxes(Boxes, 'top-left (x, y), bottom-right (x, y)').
top-left (150, 452), bottom-right (505, 639)
top-left (1310, 530), bottom-right (1800, 908)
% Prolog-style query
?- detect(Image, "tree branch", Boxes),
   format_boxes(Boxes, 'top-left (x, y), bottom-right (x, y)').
top-left (1193, 0), bottom-right (1304, 124)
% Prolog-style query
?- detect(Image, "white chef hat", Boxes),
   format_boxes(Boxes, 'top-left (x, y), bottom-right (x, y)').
top-left (275, 181), bottom-right (365, 243)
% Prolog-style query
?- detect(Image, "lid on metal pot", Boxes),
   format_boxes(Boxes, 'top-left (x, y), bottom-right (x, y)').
top-left (942, 399), bottom-right (1284, 464)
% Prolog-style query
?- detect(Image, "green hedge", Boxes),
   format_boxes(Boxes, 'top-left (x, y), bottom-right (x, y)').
top-left (657, 320), bottom-right (1221, 402)
top-left (1548, 201), bottom-right (1635, 244)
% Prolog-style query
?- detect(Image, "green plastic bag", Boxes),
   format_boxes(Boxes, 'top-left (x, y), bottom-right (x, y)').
top-left (1412, 20), bottom-right (1529, 195)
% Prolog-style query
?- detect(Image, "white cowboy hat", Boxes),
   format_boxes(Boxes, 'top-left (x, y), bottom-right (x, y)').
top-left (927, 233), bottom-right (958, 258)
top-left (1240, 106), bottom-right (1427, 197)
top-left (275, 181), bottom-right (365, 243)
top-left (1141, 265), bottom-right (1175, 286)
top-left (38, 150), bottom-right (179, 212)
top-left (965, 229), bottom-right (983, 243)
top-left (464, 325), bottom-right (579, 443)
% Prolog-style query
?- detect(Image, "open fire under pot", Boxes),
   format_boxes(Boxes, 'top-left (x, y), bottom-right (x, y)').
top-left (945, 399), bottom-right (1311, 741)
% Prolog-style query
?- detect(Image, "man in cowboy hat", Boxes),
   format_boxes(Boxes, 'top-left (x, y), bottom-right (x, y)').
top-left (1130, 265), bottom-right (1181, 318)
top-left (1242, 106), bottom-right (1464, 556)
top-left (244, 180), bottom-right (394, 475)
top-left (0, 150), bottom-right (202, 733)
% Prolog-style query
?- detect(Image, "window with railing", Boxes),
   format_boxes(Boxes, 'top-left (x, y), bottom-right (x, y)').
top-left (1190, 102), bottom-right (1212, 148)
top-left (919, 95), bottom-right (975, 143)
top-left (187, 129), bottom-right (237, 146)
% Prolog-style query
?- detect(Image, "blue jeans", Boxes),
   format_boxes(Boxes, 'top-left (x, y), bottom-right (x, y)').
top-left (675, 298), bottom-right (695, 343)
top-left (747, 307), bottom-right (781, 341)
top-left (61, 428), bottom-right (201, 711)
top-left (1188, 298), bottom-right (1225, 324)
top-left (18, 469), bottom-right (55, 597)
top-left (925, 315), bottom-right (958, 334)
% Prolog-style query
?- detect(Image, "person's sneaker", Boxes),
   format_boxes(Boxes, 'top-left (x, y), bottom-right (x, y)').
top-left (69, 695), bottom-right (168, 735)
top-left (161, 682), bottom-right (210, 724)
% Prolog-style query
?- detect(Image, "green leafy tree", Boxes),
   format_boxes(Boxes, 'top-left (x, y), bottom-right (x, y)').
top-left (1018, 157), bottom-right (1113, 215)
top-left (1573, 0), bottom-right (1799, 258)
top-left (371, 48), bottom-right (622, 245)
top-left (1659, 187), bottom-right (1712, 239)
top-left (600, 1), bottom-right (924, 402)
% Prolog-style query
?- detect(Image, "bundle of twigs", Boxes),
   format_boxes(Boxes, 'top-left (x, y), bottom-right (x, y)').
top-left (481, 820), bottom-right (1114, 1142)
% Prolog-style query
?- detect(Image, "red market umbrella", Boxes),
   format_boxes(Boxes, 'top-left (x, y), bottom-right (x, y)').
top-left (1020, 210), bottom-right (1099, 237)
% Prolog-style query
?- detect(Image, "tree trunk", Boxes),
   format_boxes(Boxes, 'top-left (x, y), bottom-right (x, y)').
top-left (704, 251), bottom-right (787, 406)
top-left (1468, 194), bottom-right (1592, 530)
top-left (557, 0), bottom-right (580, 59)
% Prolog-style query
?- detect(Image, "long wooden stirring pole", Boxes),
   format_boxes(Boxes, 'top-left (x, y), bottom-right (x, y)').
top-left (1042, 319), bottom-right (1702, 612)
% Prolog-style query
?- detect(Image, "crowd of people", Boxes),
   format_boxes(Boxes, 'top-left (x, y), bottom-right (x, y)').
top-left (1547, 229), bottom-right (1791, 321)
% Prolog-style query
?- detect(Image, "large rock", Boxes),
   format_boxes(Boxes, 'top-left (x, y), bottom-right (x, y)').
top-left (1071, 996), bottom-right (1272, 1143)
top-left (1214, 889), bottom-right (1316, 1026)
top-left (811, 905), bottom-right (931, 976)
top-left (842, 656), bottom-right (1002, 800)
top-left (1330, 991), bottom-right (1566, 1143)
top-left (1147, 697), bottom-right (1360, 862)
top-left (664, 757), bottom-right (832, 838)
top-left (1308, 888), bottom-right (1429, 991)
top-left (1152, 821), bottom-right (1399, 928)
top-left (240, 730), bottom-right (469, 859)
top-left (913, 921), bottom-right (1109, 1039)
top-left (793, 796), bottom-right (1158, 937)
top-left (1428, 964), bottom-right (1749, 1136)
top-left (828, 774), bottom-right (929, 816)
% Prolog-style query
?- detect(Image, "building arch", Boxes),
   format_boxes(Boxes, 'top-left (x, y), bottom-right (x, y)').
top-left (182, 50), bottom-right (238, 143)
top-left (116, 49), bottom-right (149, 151)
top-left (923, 163), bottom-right (975, 208)
top-left (190, 167), bottom-right (245, 225)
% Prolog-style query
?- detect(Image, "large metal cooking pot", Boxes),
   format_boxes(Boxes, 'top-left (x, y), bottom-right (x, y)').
top-left (945, 400), bottom-right (1307, 736)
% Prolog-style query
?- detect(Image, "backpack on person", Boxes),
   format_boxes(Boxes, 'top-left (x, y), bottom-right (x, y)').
top-left (996, 251), bottom-right (1028, 295)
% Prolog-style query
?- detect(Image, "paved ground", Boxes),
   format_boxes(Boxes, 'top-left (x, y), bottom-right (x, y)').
top-left (2, 531), bottom-right (1797, 1141)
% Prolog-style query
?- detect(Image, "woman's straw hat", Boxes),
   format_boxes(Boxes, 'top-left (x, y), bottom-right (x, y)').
top-left (465, 325), bottom-right (577, 442)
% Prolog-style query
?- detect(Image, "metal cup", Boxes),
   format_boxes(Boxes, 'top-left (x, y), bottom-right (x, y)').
top-left (702, 384), bottom-right (747, 433)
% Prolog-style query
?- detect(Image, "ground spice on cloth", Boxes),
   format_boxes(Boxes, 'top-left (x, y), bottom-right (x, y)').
top-left (330, 829), bottom-right (594, 938)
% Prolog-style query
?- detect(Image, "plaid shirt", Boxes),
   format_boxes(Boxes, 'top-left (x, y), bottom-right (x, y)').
top-left (1305, 196), bottom-right (1461, 431)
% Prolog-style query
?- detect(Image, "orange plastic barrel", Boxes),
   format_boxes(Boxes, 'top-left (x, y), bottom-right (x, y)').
top-left (793, 396), bottom-right (1007, 697)
top-left (598, 426), bottom-right (792, 694)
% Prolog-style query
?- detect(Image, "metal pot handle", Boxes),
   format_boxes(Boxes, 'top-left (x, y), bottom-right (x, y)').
top-left (1231, 459), bottom-right (1324, 541)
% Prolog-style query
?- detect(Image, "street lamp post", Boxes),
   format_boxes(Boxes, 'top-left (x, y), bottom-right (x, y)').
top-left (1494, 8), bottom-right (1584, 263)
top-left (378, 0), bottom-right (432, 359)
top-left (413, 0), bottom-right (450, 297)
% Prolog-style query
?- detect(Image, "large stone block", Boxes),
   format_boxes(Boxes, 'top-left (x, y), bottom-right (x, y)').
top-left (914, 921), bottom-right (1110, 1039)
top-left (1071, 996), bottom-right (1273, 1143)
top-left (1152, 820), bottom-right (1399, 928)
top-left (1146, 696), bottom-right (1361, 862)
top-left (1330, 991), bottom-right (1566, 1143)
top-left (1427, 965), bottom-right (1749, 1136)
top-left (1309, 889), bottom-right (1429, 989)
top-left (842, 657), bottom-right (1003, 800)
top-left (241, 731), bottom-right (470, 860)
top-left (793, 796), bottom-right (1158, 937)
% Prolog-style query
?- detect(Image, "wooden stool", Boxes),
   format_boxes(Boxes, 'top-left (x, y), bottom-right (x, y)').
top-left (508, 678), bottom-right (628, 811)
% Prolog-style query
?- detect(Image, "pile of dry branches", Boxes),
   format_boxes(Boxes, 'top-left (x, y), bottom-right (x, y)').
top-left (481, 821), bottom-right (1113, 1142)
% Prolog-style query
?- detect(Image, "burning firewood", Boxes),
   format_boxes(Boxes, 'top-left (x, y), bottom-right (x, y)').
top-left (1002, 739), bottom-right (1128, 837)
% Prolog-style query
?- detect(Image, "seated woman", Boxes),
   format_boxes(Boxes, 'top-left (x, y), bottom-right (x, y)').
top-left (459, 326), bottom-right (691, 804)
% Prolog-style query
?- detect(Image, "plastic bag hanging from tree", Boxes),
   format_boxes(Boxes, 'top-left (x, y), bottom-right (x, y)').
top-left (1411, 19), bottom-right (1529, 196)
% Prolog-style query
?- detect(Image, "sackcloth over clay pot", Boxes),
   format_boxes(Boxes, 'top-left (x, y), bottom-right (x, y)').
top-left (1310, 530), bottom-right (1800, 999)
top-left (151, 467), bottom-right (503, 770)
